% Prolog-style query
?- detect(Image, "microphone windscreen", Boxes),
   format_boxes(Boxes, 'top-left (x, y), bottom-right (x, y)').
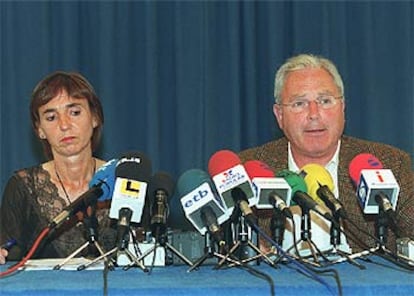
top-left (276, 169), bottom-right (308, 200)
top-left (300, 163), bottom-right (334, 204)
top-left (177, 169), bottom-right (211, 197)
top-left (149, 171), bottom-right (175, 199)
top-left (208, 150), bottom-right (241, 176)
top-left (348, 153), bottom-right (383, 185)
top-left (89, 158), bottom-right (118, 200)
top-left (116, 151), bottom-right (152, 182)
top-left (244, 160), bottom-right (275, 178)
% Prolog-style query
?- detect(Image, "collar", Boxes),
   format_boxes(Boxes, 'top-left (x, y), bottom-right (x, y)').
top-left (288, 141), bottom-right (341, 196)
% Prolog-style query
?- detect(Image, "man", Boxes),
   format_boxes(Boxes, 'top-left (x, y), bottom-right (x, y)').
top-left (239, 54), bottom-right (413, 255)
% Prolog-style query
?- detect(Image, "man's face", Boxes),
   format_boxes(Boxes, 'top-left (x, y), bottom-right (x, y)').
top-left (273, 67), bottom-right (345, 159)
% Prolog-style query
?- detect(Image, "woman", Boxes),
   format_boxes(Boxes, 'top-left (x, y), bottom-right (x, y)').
top-left (0, 71), bottom-right (112, 264)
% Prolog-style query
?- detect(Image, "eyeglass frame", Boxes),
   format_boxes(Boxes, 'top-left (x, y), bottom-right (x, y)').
top-left (276, 95), bottom-right (344, 113)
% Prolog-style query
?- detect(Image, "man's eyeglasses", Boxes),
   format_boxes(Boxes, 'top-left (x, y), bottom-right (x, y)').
top-left (277, 95), bottom-right (343, 113)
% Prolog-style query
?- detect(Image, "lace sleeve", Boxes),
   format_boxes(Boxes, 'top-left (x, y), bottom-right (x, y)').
top-left (0, 174), bottom-right (41, 260)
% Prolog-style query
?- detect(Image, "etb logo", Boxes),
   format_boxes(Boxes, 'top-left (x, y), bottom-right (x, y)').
top-left (183, 188), bottom-right (210, 208)
top-left (120, 179), bottom-right (141, 198)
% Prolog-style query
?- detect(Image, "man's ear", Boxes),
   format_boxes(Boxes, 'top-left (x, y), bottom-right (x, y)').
top-left (273, 103), bottom-right (284, 130)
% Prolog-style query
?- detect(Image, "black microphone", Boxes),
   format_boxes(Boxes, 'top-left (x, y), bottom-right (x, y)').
top-left (268, 191), bottom-right (293, 219)
top-left (109, 151), bottom-right (152, 224)
top-left (116, 207), bottom-right (133, 250)
top-left (149, 171), bottom-right (175, 239)
top-left (291, 191), bottom-right (333, 222)
top-left (316, 183), bottom-right (347, 219)
top-left (49, 182), bottom-right (107, 229)
top-left (375, 192), bottom-right (397, 224)
top-left (230, 187), bottom-right (257, 226)
top-left (200, 206), bottom-right (226, 249)
top-left (300, 163), bottom-right (348, 220)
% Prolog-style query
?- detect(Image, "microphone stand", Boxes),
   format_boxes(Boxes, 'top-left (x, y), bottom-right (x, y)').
top-left (77, 208), bottom-right (148, 272)
top-left (271, 209), bottom-right (286, 249)
top-left (53, 204), bottom-right (115, 270)
top-left (347, 207), bottom-right (391, 259)
top-left (215, 213), bottom-right (276, 269)
top-left (332, 208), bottom-right (414, 270)
top-left (134, 225), bottom-right (194, 268)
top-left (187, 232), bottom-right (238, 272)
top-left (367, 202), bottom-right (414, 269)
top-left (285, 207), bottom-right (331, 266)
top-left (322, 212), bottom-right (366, 269)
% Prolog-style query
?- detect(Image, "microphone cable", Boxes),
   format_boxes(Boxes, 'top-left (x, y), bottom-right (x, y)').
top-left (215, 236), bottom-right (275, 296)
top-left (148, 227), bottom-right (159, 275)
top-left (0, 227), bottom-right (50, 278)
top-left (341, 215), bottom-right (414, 271)
top-left (248, 220), bottom-right (339, 296)
top-left (103, 259), bottom-right (109, 296)
top-left (237, 263), bottom-right (275, 296)
top-left (289, 217), bottom-right (343, 296)
top-left (309, 206), bottom-right (414, 271)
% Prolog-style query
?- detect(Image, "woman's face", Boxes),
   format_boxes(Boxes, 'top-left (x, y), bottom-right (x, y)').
top-left (37, 89), bottom-right (98, 158)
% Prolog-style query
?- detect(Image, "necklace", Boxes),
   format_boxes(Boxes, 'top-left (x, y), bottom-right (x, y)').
top-left (55, 158), bottom-right (96, 205)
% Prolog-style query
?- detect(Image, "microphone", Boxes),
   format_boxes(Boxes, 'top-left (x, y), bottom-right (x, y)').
top-left (88, 158), bottom-right (118, 200)
top-left (109, 151), bottom-right (152, 223)
top-left (208, 150), bottom-right (255, 212)
top-left (116, 207), bottom-right (133, 250)
top-left (244, 160), bottom-right (293, 219)
top-left (349, 153), bottom-right (400, 215)
top-left (230, 187), bottom-right (257, 225)
top-left (200, 206), bottom-right (224, 243)
top-left (300, 163), bottom-right (347, 219)
top-left (149, 171), bottom-right (175, 237)
top-left (375, 192), bottom-right (395, 213)
top-left (178, 169), bottom-right (229, 239)
top-left (49, 160), bottom-right (117, 229)
top-left (276, 170), bottom-right (333, 222)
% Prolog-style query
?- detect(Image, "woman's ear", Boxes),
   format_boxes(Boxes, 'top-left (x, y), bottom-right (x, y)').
top-left (92, 117), bottom-right (98, 128)
top-left (38, 128), bottom-right (46, 139)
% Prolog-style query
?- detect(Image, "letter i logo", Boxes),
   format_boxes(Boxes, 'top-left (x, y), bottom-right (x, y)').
top-left (375, 171), bottom-right (384, 183)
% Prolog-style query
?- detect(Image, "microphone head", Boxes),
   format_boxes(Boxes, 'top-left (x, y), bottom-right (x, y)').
top-left (149, 171), bottom-right (175, 199)
top-left (244, 160), bottom-right (292, 210)
top-left (349, 154), bottom-right (399, 215)
top-left (116, 151), bottom-right (152, 182)
top-left (244, 160), bottom-right (275, 178)
top-left (300, 163), bottom-right (334, 204)
top-left (208, 150), bottom-right (241, 176)
top-left (89, 158), bottom-right (118, 200)
top-left (276, 170), bottom-right (307, 206)
top-left (177, 169), bottom-right (212, 197)
top-left (109, 151), bottom-right (152, 223)
top-left (349, 153), bottom-right (383, 185)
top-left (178, 169), bottom-right (229, 235)
top-left (277, 170), bottom-right (307, 194)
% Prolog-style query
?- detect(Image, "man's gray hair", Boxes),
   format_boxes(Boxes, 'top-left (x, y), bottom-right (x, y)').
top-left (274, 54), bottom-right (344, 104)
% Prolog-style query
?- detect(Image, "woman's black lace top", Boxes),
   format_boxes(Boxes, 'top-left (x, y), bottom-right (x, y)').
top-left (0, 165), bottom-right (114, 261)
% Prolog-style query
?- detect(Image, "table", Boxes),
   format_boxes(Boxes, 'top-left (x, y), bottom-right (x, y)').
top-left (0, 255), bottom-right (413, 296)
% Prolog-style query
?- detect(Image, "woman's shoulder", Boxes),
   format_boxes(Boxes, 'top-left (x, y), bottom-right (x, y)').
top-left (13, 162), bottom-right (50, 179)
top-left (95, 158), bottom-right (109, 170)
